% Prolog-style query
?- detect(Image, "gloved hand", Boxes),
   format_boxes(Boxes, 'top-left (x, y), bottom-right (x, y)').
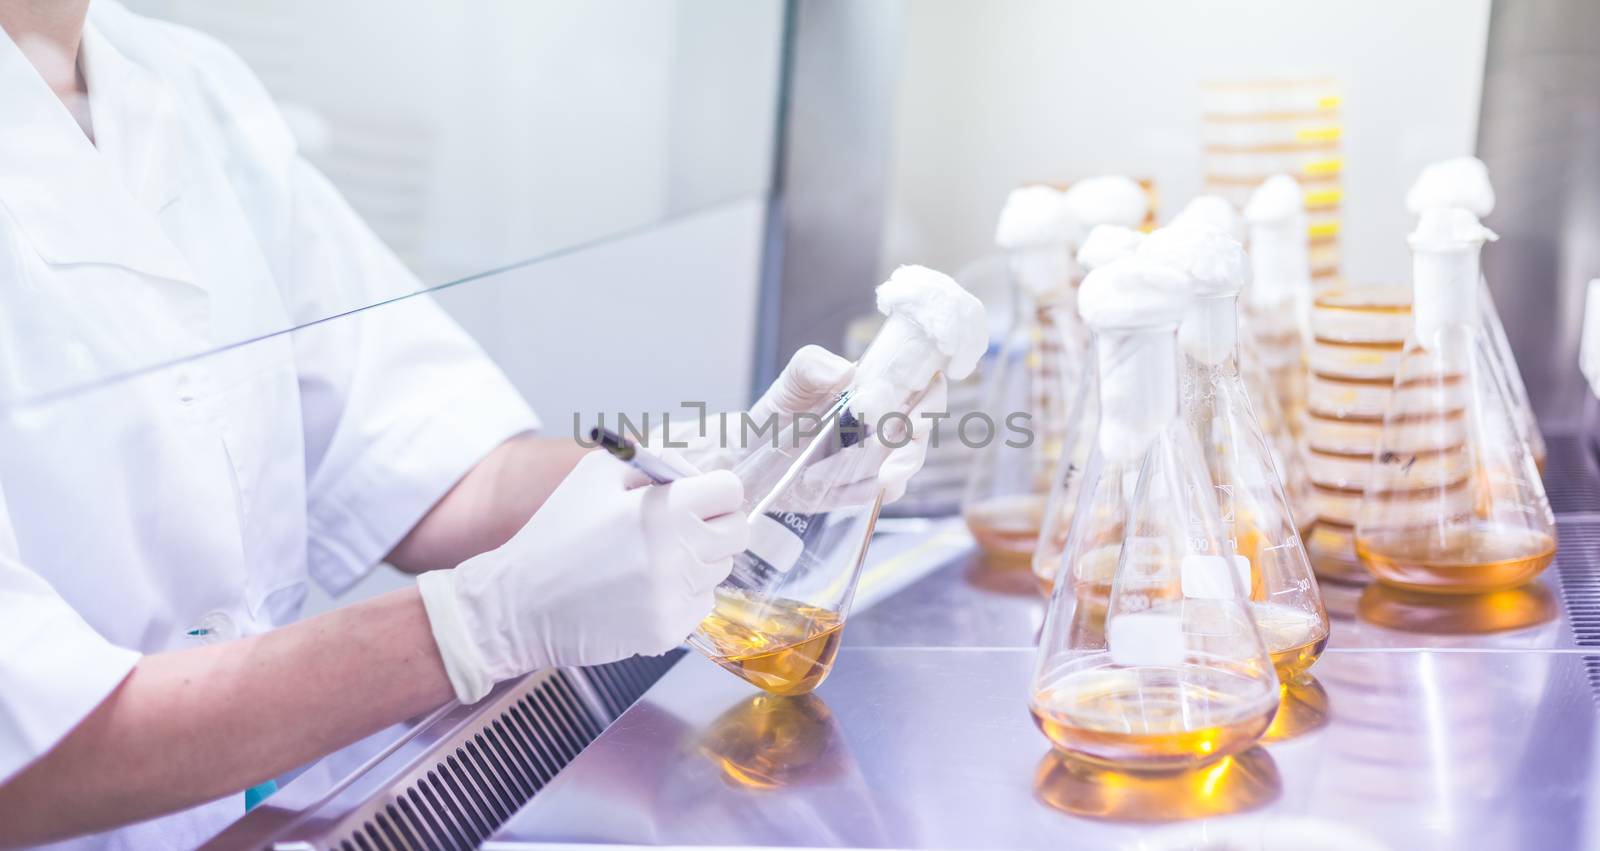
top-left (418, 451), bottom-right (748, 704)
top-left (665, 345), bottom-right (946, 505)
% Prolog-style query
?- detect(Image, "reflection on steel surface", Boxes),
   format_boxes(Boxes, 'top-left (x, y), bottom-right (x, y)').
top-left (491, 648), bottom-right (1593, 849)
top-left (1263, 676), bottom-right (1331, 744)
top-left (1356, 581), bottom-right (1558, 636)
top-left (1032, 746), bottom-right (1281, 823)
top-left (843, 549), bottom-right (1049, 649)
top-left (695, 694), bottom-right (845, 789)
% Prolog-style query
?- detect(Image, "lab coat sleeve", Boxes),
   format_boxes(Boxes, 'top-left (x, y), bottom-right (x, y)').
top-left (288, 161), bottom-right (540, 594)
top-left (0, 480), bottom-right (140, 785)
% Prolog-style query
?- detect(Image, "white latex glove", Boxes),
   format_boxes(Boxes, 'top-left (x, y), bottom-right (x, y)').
top-left (798, 371), bottom-right (948, 506)
top-left (418, 452), bottom-right (748, 704)
top-left (667, 345), bottom-right (945, 507)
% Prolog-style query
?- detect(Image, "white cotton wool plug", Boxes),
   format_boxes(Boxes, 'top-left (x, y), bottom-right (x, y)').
top-left (1079, 257), bottom-right (1191, 464)
top-left (1409, 208), bottom-right (1498, 342)
top-left (1406, 156), bottom-right (1495, 217)
top-left (995, 185), bottom-right (1081, 249)
top-left (1171, 195), bottom-right (1243, 241)
top-left (1139, 224), bottom-right (1246, 298)
top-left (1138, 223), bottom-right (1248, 365)
top-left (1243, 174), bottom-right (1302, 224)
top-left (1062, 175), bottom-right (1148, 230)
top-left (1078, 256), bottom-right (1191, 330)
top-left (852, 265), bottom-right (988, 420)
top-left (1243, 175), bottom-right (1310, 310)
top-left (1077, 225), bottom-right (1145, 273)
top-left (995, 185), bottom-right (1080, 299)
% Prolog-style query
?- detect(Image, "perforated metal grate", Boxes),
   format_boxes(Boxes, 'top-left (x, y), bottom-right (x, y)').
top-left (324, 652), bottom-right (681, 851)
top-left (1557, 518), bottom-right (1600, 647)
top-left (1544, 434), bottom-right (1600, 515)
top-left (581, 649), bottom-right (685, 720)
top-left (1586, 657), bottom-right (1600, 707)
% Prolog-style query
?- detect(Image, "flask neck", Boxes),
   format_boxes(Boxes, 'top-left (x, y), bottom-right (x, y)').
top-left (1180, 292), bottom-right (1242, 372)
top-left (1008, 245), bottom-right (1077, 312)
top-left (1094, 324), bottom-right (1180, 463)
top-left (1411, 243), bottom-right (1482, 342)
top-left (852, 313), bottom-right (945, 420)
top-left (1247, 219), bottom-right (1310, 311)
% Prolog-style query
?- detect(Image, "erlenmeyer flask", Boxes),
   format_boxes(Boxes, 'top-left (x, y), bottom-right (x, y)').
top-left (1030, 225), bottom-right (1143, 594)
top-left (691, 266), bottom-right (987, 694)
top-left (1244, 351), bottom-right (1317, 539)
top-left (1481, 286), bottom-right (1546, 474)
top-left (1173, 194), bottom-right (1316, 538)
top-left (963, 186), bottom-right (1086, 564)
top-left (1029, 257), bottom-right (1280, 771)
top-left (1406, 156), bottom-right (1546, 474)
top-left (1242, 176), bottom-right (1313, 438)
top-left (1140, 224), bottom-right (1330, 685)
top-left (1354, 210), bottom-right (1556, 593)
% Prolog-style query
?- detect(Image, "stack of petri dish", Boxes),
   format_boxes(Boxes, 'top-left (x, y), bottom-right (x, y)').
top-left (1303, 285), bottom-right (1413, 583)
top-left (1201, 77), bottom-right (1344, 282)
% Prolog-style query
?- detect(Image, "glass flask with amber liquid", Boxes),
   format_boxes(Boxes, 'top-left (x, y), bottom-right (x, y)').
top-left (691, 266), bottom-right (987, 694)
top-left (1029, 257), bottom-right (1280, 771)
top-left (1141, 224), bottom-right (1329, 685)
top-left (1354, 210), bottom-right (1556, 594)
top-left (963, 186), bottom-right (1087, 565)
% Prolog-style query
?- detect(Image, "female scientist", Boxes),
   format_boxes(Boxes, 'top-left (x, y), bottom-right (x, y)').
top-left (0, 2), bottom-right (940, 847)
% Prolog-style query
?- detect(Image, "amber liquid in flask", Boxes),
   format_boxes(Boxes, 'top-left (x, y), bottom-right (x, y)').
top-left (1251, 602), bottom-right (1329, 682)
top-left (1029, 298), bottom-right (1280, 774)
top-left (1355, 526), bottom-right (1556, 596)
top-left (1030, 663), bottom-right (1278, 771)
top-left (964, 493), bottom-right (1049, 564)
top-left (1354, 209), bottom-right (1556, 595)
top-left (698, 591), bottom-right (846, 697)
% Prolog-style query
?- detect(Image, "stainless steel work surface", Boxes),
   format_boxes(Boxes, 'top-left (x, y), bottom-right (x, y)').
top-left (844, 514), bottom-right (1600, 653)
top-left (488, 647), bottom-right (1600, 850)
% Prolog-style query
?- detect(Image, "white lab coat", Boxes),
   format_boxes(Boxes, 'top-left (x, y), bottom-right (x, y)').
top-left (0, 3), bottom-right (538, 848)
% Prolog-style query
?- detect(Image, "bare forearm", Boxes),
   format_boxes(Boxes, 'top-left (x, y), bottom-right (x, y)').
top-left (0, 587), bottom-right (453, 847)
top-left (387, 435), bottom-right (591, 572)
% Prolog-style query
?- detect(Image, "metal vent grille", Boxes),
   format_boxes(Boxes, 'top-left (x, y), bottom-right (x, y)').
top-left (581, 649), bottom-right (685, 719)
top-left (320, 652), bottom-right (681, 851)
top-left (1585, 657), bottom-right (1600, 706)
top-left (1557, 518), bottom-right (1600, 646)
top-left (1544, 434), bottom-right (1600, 515)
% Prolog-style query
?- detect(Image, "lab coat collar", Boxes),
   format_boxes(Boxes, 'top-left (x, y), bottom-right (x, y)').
top-left (0, 19), bottom-right (197, 287)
